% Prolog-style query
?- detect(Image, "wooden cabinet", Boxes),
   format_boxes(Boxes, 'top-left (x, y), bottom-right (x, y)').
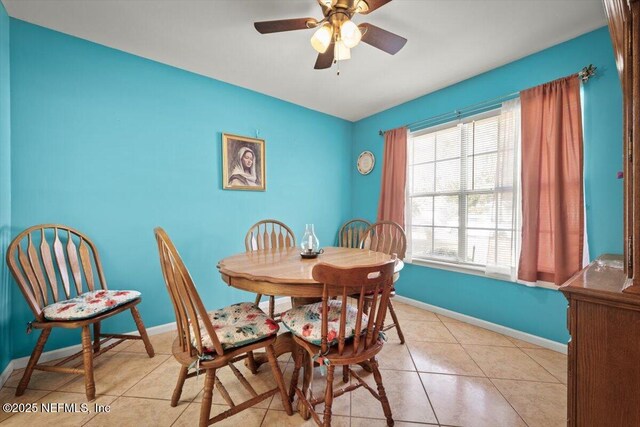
top-left (602, 0), bottom-right (640, 293)
top-left (561, 256), bottom-right (640, 426)
top-left (559, 1), bottom-right (640, 425)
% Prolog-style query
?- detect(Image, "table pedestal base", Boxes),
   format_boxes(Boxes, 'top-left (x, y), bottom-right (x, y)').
top-left (244, 331), bottom-right (373, 420)
top-left (244, 332), bottom-right (295, 373)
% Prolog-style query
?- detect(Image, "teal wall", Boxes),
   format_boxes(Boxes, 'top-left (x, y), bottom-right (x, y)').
top-left (351, 27), bottom-right (623, 343)
top-left (1, 18), bottom-right (623, 366)
top-left (0, 1), bottom-right (12, 375)
top-left (9, 19), bottom-right (353, 358)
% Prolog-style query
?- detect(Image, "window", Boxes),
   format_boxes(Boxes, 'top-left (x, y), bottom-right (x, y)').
top-left (406, 102), bottom-right (521, 278)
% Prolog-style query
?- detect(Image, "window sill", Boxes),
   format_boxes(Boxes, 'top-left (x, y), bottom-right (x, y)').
top-left (406, 258), bottom-right (559, 290)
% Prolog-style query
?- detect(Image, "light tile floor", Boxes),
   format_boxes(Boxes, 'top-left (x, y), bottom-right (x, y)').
top-left (0, 301), bottom-right (567, 426)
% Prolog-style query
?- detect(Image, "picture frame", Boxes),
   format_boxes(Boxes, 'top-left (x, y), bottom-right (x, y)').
top-left (221, 133), bottom-right (266, 191)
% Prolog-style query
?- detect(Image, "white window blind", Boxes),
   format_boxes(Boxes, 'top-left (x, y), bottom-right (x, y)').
top-left (406, 99), bottom-right (521, 280)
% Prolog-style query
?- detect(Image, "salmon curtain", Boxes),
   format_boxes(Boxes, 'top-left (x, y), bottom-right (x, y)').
top-left (377, 127), bottom-right (408, 225)
top-left (518, 75), bottom-right (584, 286)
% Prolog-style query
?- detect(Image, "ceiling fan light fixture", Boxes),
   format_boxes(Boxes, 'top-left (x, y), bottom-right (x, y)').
top-left (310, 23), bottom-right (333, 53)
top-left (340, 19), bottom-right (362, 48)
top-left (335, 40), bottom-right (351, 61)
top-left (355, 0), bottom-right (370, 13)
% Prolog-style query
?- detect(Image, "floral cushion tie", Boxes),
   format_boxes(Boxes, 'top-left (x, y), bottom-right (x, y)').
top-left (43, 290), bottom-right (141, 321)
top-left (190, 302), bottom-right (279, 353)
top-left (281, 300), bottom-right (368, 346)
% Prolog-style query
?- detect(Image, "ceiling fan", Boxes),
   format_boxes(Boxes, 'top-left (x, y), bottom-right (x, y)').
top-left (254, 0), bottom-right (407, 70)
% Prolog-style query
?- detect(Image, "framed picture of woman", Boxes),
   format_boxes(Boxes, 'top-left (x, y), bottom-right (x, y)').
top-left (222, 133), bottom-right (266, 191)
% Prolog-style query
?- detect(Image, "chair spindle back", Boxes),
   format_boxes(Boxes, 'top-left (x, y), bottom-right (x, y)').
top-left (360, 221), bottom-right (407, 259)
top-left (154, 227), bottom-right (224, 357)
top-left (6, 224), bottom-right (108, 321)
top-left (311, 260), bottom-right (396, 356)
top-left (338, 219), bottom-right (371, 249)
top-left (245, 219), bottom-right (296, 252)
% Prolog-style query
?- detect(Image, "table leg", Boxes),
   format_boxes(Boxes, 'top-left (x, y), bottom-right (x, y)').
top-left (244, 332), bottom-right (295, 372)
top-left (298, 349), bottom-right (313, 420)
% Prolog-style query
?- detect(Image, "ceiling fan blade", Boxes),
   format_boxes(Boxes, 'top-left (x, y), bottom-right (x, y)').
top-left (254, 18), bottom-right (317, 34)
top-left (314, 43), bottom-right (335, 69)
top-left (357, 0), bottom-right (392, 14)
top-left (359, 23), bottom-right (407, 55)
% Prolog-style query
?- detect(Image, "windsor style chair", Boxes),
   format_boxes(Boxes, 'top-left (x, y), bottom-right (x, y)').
top-left (6, 224), bottom-right (154, 400)
top-left (359, 221), bottom-right (407, 344)
top-left (337, 219), bottom-right (371, 249)
top-left (154, 228), bottom-right (292, 426)
top-left (285, 260), bottom-right (396, 427)
top-left (244, 219), bottom-right (296, 319)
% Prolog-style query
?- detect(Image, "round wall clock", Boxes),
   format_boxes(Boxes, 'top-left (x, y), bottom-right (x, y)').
top-left (357, 151), bottom-right (375, 175)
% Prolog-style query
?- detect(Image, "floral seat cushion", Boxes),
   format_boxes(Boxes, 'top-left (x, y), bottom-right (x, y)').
top-left (281, 300), bottom-right (368, 346)
top-left (190, 302), bottom-right (279, 352)
top-left (43, 290), bottom-right (141, 321)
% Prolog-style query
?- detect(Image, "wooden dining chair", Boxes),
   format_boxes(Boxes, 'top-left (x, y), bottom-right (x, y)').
top-left (359, 221), bottom-right (407, 344)
top-left (6, 224), bottom-right (155, 400)
top-left (337, 219), bottom-right (371, 248)
top-left (154, 227), bottom-right (293, 426)
top-left (285, 259), bottom-right (396, 427)
top-left (244, 219), bottom-right (296, 319)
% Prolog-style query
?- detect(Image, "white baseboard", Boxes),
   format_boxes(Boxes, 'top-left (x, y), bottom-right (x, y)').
top-left (393, 295), bottom-right (568, 354)
top-left (5, 295), bottom-right (562, 388)
top-left (0, 360), bottom-right (14, 388)
top-left (1, 298), bottom-right (291, 387)
top-left (9, 321), bottom-right (180, 372)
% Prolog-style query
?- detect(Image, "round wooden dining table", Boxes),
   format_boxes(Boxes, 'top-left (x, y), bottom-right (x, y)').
top-left (217, 246), bottom-right (402, 297)
top-left (217, 246), bottom-right (403, 417)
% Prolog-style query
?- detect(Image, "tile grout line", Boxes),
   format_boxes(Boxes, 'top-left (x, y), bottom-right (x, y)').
top-left (465, 342), bottom-right (562, 384)
top-left (0, 387), bottom-right (55, 424)
top-left (487, 377), bottom-right (532, 427)
top-left (441, 321), bottom-right (530, 427)
top-left (115, 353), bottom-right (172, 398)
top-left (518, 348), bottom-right (566, 384)
top-left (80, 351), bottom-right (191, 427)
top-left (415, 371), bottom-right (566, 385)
top-left (405, 339), bottom-right (442, 426)
top-left (428, 319), bottom-right (529, 427)
top-left (448, 322), bottom-right (564, 386)
top-left (439, 321), bottom-right (488, 378)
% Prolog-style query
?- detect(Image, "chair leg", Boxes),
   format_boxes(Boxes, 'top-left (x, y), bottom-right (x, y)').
top-left (342, 365), bottom-right (349, 383)
top-left (387, 300), bottom-right (405, 344)
top-left (266, 344), bottom-right (293, 416)
top-left (254, 293), bottom-right (263, 305)
top-left (322, 365), bottom-right (336, 427)
top-left (370, 357), bottom-right (393, 426)
top-left (93, 321), bottom-right (101, 353)
top-left (199, 368), bottom-right (216, 427)
top-left (16, 328), bottom-right (51, 396)
top-left (81, 325), bottom-right (96, 401)
top-left (171, 366), bottom-right (189, 407)
top-left (130, 306), bottom-right (155, 357)
top-left (289, 346), bottom-right (303, 403)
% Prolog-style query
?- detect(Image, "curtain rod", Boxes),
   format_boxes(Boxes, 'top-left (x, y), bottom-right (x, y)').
top-left (378, 64), bottom-right (597, 136)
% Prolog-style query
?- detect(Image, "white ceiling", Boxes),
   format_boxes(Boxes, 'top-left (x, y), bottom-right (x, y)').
top-left (3, 0), bottom-right (606, 121)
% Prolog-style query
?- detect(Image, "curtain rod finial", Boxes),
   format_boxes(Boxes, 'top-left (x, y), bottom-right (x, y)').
top-left (379, 130), bottom-right (384, 136)
top-left (579, 64), bottom-right (597, 82)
